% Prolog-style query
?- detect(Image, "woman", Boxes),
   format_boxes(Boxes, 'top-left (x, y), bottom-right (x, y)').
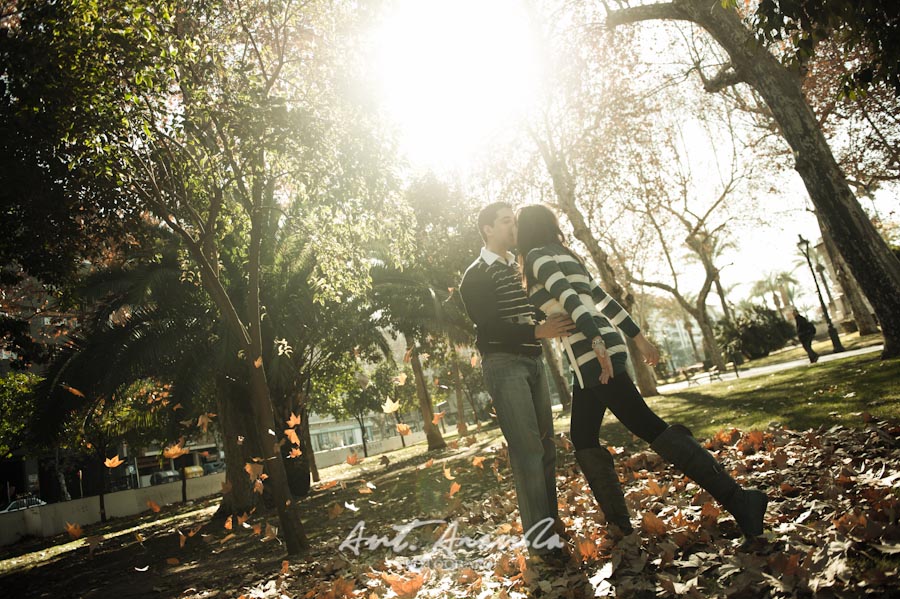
top-left (515, 204), bottom-right (767, 540)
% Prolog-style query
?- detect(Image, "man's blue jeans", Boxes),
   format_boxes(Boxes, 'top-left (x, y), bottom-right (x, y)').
top-left (481, 352), bottom-right (558, 550)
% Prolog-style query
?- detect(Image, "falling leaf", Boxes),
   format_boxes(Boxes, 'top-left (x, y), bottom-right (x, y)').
top-left (147, 499), bottom-right (161, 513)
top-left (197, 413), bottom-right (215, 433)
top-left (65, 522), bottom-right (83, 540)
top-left (237, 512), bottom-right (250, 527)
top-left (318, 480), bottom-right (339, 491)
top-left (470, 355), bottom-right (478, 367)
top-left (472, 456), bottom-right (485, 469)
top-left (225, 516), bottom-right (233, 530)
top-left (281, 560), bottom-right (290, 576)
top-left (163, 439), bottom-right (189, 459)
top-left (443, 465), bottom-right (455, 480)
top-left (288, 447), bottom-right (302, 458)
top-left (286, 412), bottom-right (301, 427)
top-left (346, 453), bottom-right (362, 466)
top-left (382, 398), bottom-right (401, 413)
top-left (104, 455), bottom-right (125, 469)
top-left (253, 356), bottom-right (263, 369)
top-left (244, 462), bottom-right (264, 481)
top-left (252, 523), bottom-right (262, 536)
top-left (63, 385), bottom-right (85, 397)
top-left (403, 347), bottom-right (413, 363)
top-left (396, 423), bottom-right (411, 436)
top-left (432, 411), bottom-right (446, 425)
top-left (392, 372), bottom-right (408, 386)
top-left (449, 481), bottom-right (461, 497)
top-left (285, 428), bottom-right (301, 446)
top-left (253, 479), bottom-right (264, 494)
top-left (423, 458), bottom-right (434, 468)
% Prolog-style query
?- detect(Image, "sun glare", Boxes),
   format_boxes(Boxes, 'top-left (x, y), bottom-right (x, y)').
top-left (370, 0), bottom-right (542, 171)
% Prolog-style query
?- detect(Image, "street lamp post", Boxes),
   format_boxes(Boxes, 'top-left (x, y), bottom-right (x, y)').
top-left (797, 235), bottom-right (845, 353)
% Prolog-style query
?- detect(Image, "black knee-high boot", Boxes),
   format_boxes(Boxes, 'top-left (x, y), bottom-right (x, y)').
top-left (651, 425), bottom-right (768, 538)
top-left (575, 447), bottom-right (633, 534)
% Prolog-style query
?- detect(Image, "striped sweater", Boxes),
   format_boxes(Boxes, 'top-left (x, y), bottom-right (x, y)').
top-left (459, 247), bottom-right (542, 356)
top-left (525, 243), bottom-right (640, 388)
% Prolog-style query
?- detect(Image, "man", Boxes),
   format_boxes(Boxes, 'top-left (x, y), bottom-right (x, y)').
top-left (793, 308), bottom-right (819, 363)
top-left (459, 202), bottom-right (575, 567)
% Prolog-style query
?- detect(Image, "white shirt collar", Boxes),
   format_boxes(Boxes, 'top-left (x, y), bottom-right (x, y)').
top-left (481, 246), bottom-right (516, 266)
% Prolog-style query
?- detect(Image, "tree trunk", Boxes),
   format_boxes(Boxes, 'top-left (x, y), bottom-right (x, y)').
top-left (697, 313), bottom-right (726, 370)
top-left (818, 216), bottom-right (881, 335)
top-left (299, 401), bottom-right (319, 483)
top-left (541, 339), bottom-right (572, 411)
top-left (356, 415), bottom-right (369, 457)
top-left (55, 448), bottom-right (71, 501)
top-left (450, 355), bottom-right (468, 436)
top-left (464, 388), bottom-right (482, 431)
top-left (608, 0), bottom-right (900, 358)
top-left (408, 342), bottom-right (446, 451)
top-left (213, 378), bottom-right (259, 519)
top-left (247, 363), bottom-right (308, 554)
top-left (714, 275), bottom-right (732, 322)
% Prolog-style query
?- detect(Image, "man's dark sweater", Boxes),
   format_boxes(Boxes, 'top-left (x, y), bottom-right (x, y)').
top-left (459, 248), bottom-right (541, 356)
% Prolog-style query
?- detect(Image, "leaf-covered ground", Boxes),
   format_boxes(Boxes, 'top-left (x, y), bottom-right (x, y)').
top-left (3, 413), bottom-right (899, 598)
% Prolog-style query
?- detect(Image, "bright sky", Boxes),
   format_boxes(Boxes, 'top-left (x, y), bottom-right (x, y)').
top-left (369, 0), bottom-right (541, 171)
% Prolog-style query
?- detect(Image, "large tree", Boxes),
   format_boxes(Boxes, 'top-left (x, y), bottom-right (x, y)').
top-left (606, 0), bottom-right (900, 359)
top-left (2, 0), bottom-right (407, 554)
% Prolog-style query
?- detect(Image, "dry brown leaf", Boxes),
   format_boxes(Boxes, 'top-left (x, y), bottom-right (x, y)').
top-left (281, 560), bottom-right (290, 576)
top-left (65, 522), bottom-right (83, 540)
top-left (449, 481), bottom-right (461, 497)
top-left (285, 428), bottom-right (301, 446)
top-left (396, 423), bottom-right (411, 436)
top-left (472, 456), bottom-right (485, 469)
top-left (286, 412), bottom-right (301, 428)
top-left (443, 465), bottom-right (455, 480)
top-left (104, 455), bottom-right (125, 468)
top-left (147, 499), bottom-right (161, 513)
top-left (641, 511), bottom-right (668, 536)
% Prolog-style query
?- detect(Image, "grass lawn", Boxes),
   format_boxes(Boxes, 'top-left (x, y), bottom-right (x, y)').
top-left (619, 351), bottom-right (900, 448)
top-left (735, 331), bottom-right (884, 370)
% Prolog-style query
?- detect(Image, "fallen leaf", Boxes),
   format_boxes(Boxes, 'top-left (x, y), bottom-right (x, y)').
top-left (449, 481), bottom-right (461, 497)
top-left (63, 385), bottom-right (85, 397)
top-left (472, 456), bottom-right (485, 469)
top-left (281, 560), bottom-right (290, 575)
top-left (382, 398), bottom-right (401, 413)
top-left (443, 465), bottom-right (455, 480)
top-left (641, 511), bottom-right (668, 536)
top-left (147, 499), bottom-right (161, 513)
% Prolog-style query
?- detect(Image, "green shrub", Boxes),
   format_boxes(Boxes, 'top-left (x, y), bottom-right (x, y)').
top-left (716, 305), bottom-right (796, 360)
